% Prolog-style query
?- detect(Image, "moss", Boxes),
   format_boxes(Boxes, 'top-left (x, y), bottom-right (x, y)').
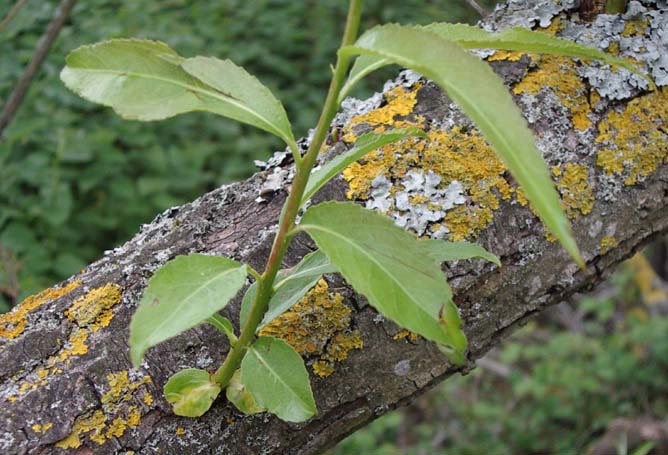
top-left (55, 371), bottom-right (151, 448)
top-left (600, 236), bottom-right (618, 254)
top-left (513, 55), bottom-right (593, 132)
top-left (259, 279), bottom-right (362, 377)
top-left (596, 88), bottom-right (668, 185)
top-left (0, 280), bottom-right (81, 339)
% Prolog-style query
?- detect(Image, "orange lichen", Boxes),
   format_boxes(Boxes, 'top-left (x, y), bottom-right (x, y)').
top-left (259, 279), bottom-right (362, 377)
top-left (596, 88), bottom-right (668, 185)
top-left (0, 280), bottom-right (81, 339)
top-left (513, 55), bottom-right (592, 131)
top-left (55, 371), bottom-right (151, 448)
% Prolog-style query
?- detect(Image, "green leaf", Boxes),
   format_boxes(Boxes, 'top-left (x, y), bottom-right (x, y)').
top-left (180, 56), bottom-right (297, 149)
top-left (61, 39), bottom-right (297, 148)
top-left (130, 253), bottom-right (248, 367)
top-left (340, 23), bottom-right (654, 100)
top-left (239, 250), bottom-right (337, 329)
top-left (241, 336), bottom-right (317, 422)
top-left (423, 24), bottom-right (654, 87)
top-left (207, 314), bottom-right (237, 343)
top-left (164, 368), bottom-right (221, 417)
top-left (421, 239), bottom-right (500, 266)
top-left (225, 370), bottom-right (265, 415)
top-left (339, 24), bottom-right (584, 267)
top-left (301, 128), bottom-right (426, 207)
top-left (298, 201), bottom-right (466, 363)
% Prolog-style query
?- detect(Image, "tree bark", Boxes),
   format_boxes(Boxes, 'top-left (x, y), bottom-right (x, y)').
top-left (1, 1), bottom-right (667, 454)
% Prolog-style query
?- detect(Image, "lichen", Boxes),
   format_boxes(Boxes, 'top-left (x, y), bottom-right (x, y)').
top-left (30, 423), bottom-right (52, 434)
top-left (596, 88), bottom-right (668, 185)
top-left (259, 279), bottom-right (362, 377)
top-left (0, 281), bottom-right (81, 339)
top-left (553, 163), bottom-right (595, 218)
top-left (6, 284), bottom-right (124, 401)
top-left (600, 236), bottom-right (618, 254)
top-left (393, 329), bottom-right (419, 342)
top-left (513, 55), bottom-right (593, 132)
top-left (55, 371), bottom-right (151, 449)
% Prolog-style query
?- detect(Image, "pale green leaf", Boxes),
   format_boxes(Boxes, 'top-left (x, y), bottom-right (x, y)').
top-left (301, 127), bottom-right (426, 207)
top-left (339, 25), bottom-right (583, 267)
top-left (239, 250), bottom-right (337, 329)
top-left (225, 370), bottom-right (265, 415)
top-left (241, 336), bottom-right (317, 422)
top-left (298, 201), bottom-right (466, 363)
top-left (181, 56), bottom-right (297, 149)
top-left (424, 23), bottom-right (654, 87)
top-left (340, 23), bottom-right (653, 101)
top-left (207, 314), bottom-right (236, 342)
top-left (61, 39), bottom-right (296, 148)
top-left (130, 253), bottom-right (247, 367)
top-left (164, 368), bottom-right (221, 417)
top-left (421, 239), bottom-right (500, 266)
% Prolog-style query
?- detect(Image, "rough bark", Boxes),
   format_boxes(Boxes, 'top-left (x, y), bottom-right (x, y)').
top-left (1, 1), bottom-right (667, 454)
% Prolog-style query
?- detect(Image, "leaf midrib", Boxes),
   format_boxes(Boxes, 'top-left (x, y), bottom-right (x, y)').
top-left (299, 222), bottom-right (439, 325)
top-left (249, 345), bottom-right (312, 412)
top-left (141, 265), bottom-right (244, 346)
top-left (70, 66), bottom-right (285, 141)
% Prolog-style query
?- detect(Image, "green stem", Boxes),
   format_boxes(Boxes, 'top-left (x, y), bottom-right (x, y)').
top-left (212, 0), bottom-right (364, 387)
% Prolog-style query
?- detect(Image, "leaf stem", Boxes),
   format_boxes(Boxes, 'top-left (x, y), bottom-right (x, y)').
top-left (212, 0), bottom-right (363, 387)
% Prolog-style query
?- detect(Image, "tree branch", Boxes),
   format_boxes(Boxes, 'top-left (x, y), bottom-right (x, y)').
top-left (0, 0), bottom-right (76, 139)
top-left (0, 1), bottom-right (666, 454)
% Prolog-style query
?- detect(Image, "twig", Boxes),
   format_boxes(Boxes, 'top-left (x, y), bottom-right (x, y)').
top-left (0, 0), bottom-right (30, 33)
top-left (464, 0), bottom-right (489, 17)
top-left (0, 0), bottom-right (76, 139)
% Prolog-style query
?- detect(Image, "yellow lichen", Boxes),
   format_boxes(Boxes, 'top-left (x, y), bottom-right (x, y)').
top-left (259, 279), bottom-right (362, 377)
top-left (55, 372), bottom-right (151, 448)
top-left (31, 422), bottom-right (53, 433)
top-left (342, 84), bottom-right (422, 143)
top-left (8, 284), bottom-right (124, 400)
top-left (553, 163), bottom-right (595, 218)
top-left (0, 281), bottom-right (81, 339)
top-left (175, 427), bottom-right (186, 436)
top-left (596, 88), bottom-right (668, 185)
top-left (393, 329), bottom-right (419, 342)
top-left (488, 50), bottom-right (528, 62)
top-left (600, 236), bottom-right (618, 254)
top-left (513, 55), bottom-right (592, 131)
top-left (65, 283), bottom-right (123, 330)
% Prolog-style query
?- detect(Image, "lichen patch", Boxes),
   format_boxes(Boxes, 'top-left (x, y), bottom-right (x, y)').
top-left (259, 279), bottom-right (362, 377)
top-left (0, 281), bottom-right (81, 339)
top-left (596, 88), bottom-right (668, 185)
top-left (55, 371), bottom-right (151, 449)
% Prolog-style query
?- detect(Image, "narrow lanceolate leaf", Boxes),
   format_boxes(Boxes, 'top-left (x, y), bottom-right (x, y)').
top-left (61, 39), bottom-right (296, 148)
top-left (421, 239), bottom-right (500, 266)
top-left (340, 23), bottom-right (653, 100)
top-left (241, 336), bottom-right (317, 422)
top-left (299, 201), bottom-right (466, 363)
top-left (424, 24), bottom-right (654, 87)
top-left (239, 249), bottom-right (337, 329)
top-left (301, 128), bottom-right (427, 207)
top-left (339, 25), bottom-right (584, 267)
top-left (130, 254), bottom-right (247, 367)
top-left (163, 368), bottom-right (221, 417)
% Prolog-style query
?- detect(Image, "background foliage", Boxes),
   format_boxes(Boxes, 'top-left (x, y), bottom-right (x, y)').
top-left (0, 0), bottom-right (497, 309)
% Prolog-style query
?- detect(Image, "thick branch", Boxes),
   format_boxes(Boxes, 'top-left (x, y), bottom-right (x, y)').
top-left (1, 1), bottom-right (667, 454)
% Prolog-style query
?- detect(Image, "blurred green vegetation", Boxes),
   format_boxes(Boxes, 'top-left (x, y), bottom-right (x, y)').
top-left (333, 263), bottom-right (668, 454)
top-left (0, 0), bottom-right (497, 309)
